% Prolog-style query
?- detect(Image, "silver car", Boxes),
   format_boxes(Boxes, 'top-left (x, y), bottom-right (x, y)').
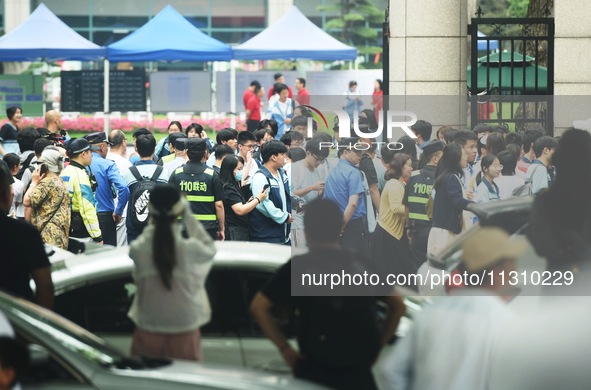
top-left (417, 196), bottom-right (547, 296)
top-left (48, 241), bottom-right (420, 373)
top-left (0, 291), bottom-right (327, 389)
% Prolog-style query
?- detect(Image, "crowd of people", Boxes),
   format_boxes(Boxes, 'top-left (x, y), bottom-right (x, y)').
top-left (2, 84), bottom-right (591, 390)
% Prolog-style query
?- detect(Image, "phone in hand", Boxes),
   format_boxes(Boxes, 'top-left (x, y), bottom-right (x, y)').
top-left (40, 163), bottom-right (48, 176)
top-left (263, 184), bottom-right (270, 191)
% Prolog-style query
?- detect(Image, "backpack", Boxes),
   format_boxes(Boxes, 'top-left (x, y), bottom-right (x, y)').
top-left (128, 165), bottom-right (163, 231)
top-left (511, 164), bottom-right (542, 198)
top-left (15, 153), bottom-right (35, 180)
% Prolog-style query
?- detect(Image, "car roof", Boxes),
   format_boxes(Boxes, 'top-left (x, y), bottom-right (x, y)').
top-left (467, 195), bottom-right (533, 220)
top-left (429, 196), bottom-right (534, 270)
top-left (51, 241), bottom-right (292, 292)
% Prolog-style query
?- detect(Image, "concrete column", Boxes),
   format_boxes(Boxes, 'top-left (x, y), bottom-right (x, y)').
top-left (554, 0), bottom-right (591, 133)
top-left (267, 0), bottom-right (293, 26)
top-left (554, 0), bottom-right (591, 95)
top-left (388, 0), bottom-right (469, 132)
top-left (3, 0), bottom-right (31, 74)
top-left (4, 0), bottom-right (30, 33)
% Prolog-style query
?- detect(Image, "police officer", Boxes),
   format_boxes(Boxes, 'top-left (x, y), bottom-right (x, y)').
top-left (169, 138), bottom-right (225, 240)
top-left (403, 141), bottom-right (444, 267)
top-left (83, 132), bottom-right (130, 246)
top-left (60, 138), bottom-right (103, 244)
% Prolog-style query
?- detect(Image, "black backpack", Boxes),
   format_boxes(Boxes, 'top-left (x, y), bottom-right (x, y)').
top-left (128, 165), bottom-right (163, 231)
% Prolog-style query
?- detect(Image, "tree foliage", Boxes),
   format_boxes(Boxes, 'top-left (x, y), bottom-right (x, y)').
top-left (318, 0), bottom-right (384, 66)
top-left (507, 0), bottom-right (529, 17)
top-left (476, 0), bottom-right (535, 18)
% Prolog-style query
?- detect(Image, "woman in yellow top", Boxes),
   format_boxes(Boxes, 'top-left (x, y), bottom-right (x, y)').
top-left (372, 153), bottom-right (416, 281)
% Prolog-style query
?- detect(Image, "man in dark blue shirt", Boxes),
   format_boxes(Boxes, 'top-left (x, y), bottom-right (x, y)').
top-left (84, 132), bottom-right (130, 246)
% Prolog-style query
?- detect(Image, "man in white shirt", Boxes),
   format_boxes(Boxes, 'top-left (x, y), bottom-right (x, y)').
top-left (375, 227), bottom-right (526, 390)
top-left (289, 138), bottom-right (329, 248)
top-left (495, 150), bottom-right (524, 199)
top-left (107, 130), bottom-right (133, 247)
top-left (236, 131), bottom-right (259, 190)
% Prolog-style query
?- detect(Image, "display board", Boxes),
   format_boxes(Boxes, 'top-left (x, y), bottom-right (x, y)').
top-left (0, 75), bottom-right (44, 116)
top-left (61, 70), bottom-right (146, 112)
top-left (149, 71), bottom-right (212, 113)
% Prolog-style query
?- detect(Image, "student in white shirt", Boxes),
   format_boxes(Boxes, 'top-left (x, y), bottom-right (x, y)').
top-left (495, 150), bottom-right (524, 199)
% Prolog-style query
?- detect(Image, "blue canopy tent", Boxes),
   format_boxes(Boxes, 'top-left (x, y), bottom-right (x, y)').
top-left (105, 5), bottom-right (232, 131)
top-left (107, 5), bottom-right (232, 62)
top-left (0, 3), bottom-right (105, 61)
top-left (232, 6), bottom-right (357, 60)
top-left (477, 31), bottom-right (499, 52)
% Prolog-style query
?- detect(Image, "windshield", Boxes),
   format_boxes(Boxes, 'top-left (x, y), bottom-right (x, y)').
top-left (0, 294), bottom-right (125, 367)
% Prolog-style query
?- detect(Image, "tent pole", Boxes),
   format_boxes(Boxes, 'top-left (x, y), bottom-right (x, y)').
top-left (230, 59), bottom-right (237, 129)
top-left (103, 58), bottom-right (110, 135)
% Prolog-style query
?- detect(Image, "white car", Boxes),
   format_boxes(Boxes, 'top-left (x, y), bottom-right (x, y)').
top-left (47, 241), bottom-right (420, 373)
top-left (0, 291), bottom-right (327, 389)
top-left (417, 196), bottom-right (547, 296)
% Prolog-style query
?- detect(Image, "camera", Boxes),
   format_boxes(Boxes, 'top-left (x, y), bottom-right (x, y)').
top-left (45, 130), bottom-right (67, 146)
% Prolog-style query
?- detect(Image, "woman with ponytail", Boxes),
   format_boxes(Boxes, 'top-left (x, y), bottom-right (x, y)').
top-left (128, 184), bottom-right (216, 361)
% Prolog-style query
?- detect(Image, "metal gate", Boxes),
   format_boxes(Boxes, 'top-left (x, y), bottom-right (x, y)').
top-left (468, 10), bottom-right (555, 135)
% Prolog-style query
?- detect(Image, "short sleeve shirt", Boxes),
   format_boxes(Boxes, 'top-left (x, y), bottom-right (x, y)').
top-left (246, 96), bottom-right (262, 121)
top-left (323, 159), bottom-right (366, 220)
top-left (0, 214), bottom-right (50, 302)
top-left (0, 122), bottom-right (17, 143)
top-left (359, 153), bottom-right (378, 187)
top-left (223, 183), bottom-right (248, 228)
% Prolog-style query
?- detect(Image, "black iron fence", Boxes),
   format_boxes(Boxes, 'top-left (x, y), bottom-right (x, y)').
top-left (469, 13), bottom-right (555, 135)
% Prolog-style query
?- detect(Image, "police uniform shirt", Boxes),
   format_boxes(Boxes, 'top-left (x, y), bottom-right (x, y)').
top-left (169, 161), bottom-right (224, 230)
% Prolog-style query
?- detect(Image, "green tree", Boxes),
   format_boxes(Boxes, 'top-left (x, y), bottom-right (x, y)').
top-left (507, 0), bottom-right (529, 17)
top-left (319, 0), bottom-right (384, 67)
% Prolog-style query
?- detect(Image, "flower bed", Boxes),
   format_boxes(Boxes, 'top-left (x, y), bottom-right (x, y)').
top-left (9, 116), bottom-right (246, 133)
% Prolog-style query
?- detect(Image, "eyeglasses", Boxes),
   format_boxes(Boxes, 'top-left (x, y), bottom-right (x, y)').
top-left (312, 154), bottom-right (326, 163)
top-left (491, 164), bottom-right (504, 169)
top-left (240, 143), bottom-right (256, 149)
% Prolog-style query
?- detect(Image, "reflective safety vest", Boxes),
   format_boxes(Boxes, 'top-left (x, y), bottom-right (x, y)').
top-left (406, 165), bottom-right (436, 224)
top-left (160, 153), bottom-right (176, 164)
top-left (171, 162), bottom-right (219, 230)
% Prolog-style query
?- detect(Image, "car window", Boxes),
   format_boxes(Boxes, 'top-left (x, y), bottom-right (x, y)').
top-left (14, 328), bottom-right (89, 386)
top-left (202, 268), bottom-right (243, 336)
top-left (54, 276), bottom-right (134, 334)
top-left (239, 269), bottom-right (297, 338)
